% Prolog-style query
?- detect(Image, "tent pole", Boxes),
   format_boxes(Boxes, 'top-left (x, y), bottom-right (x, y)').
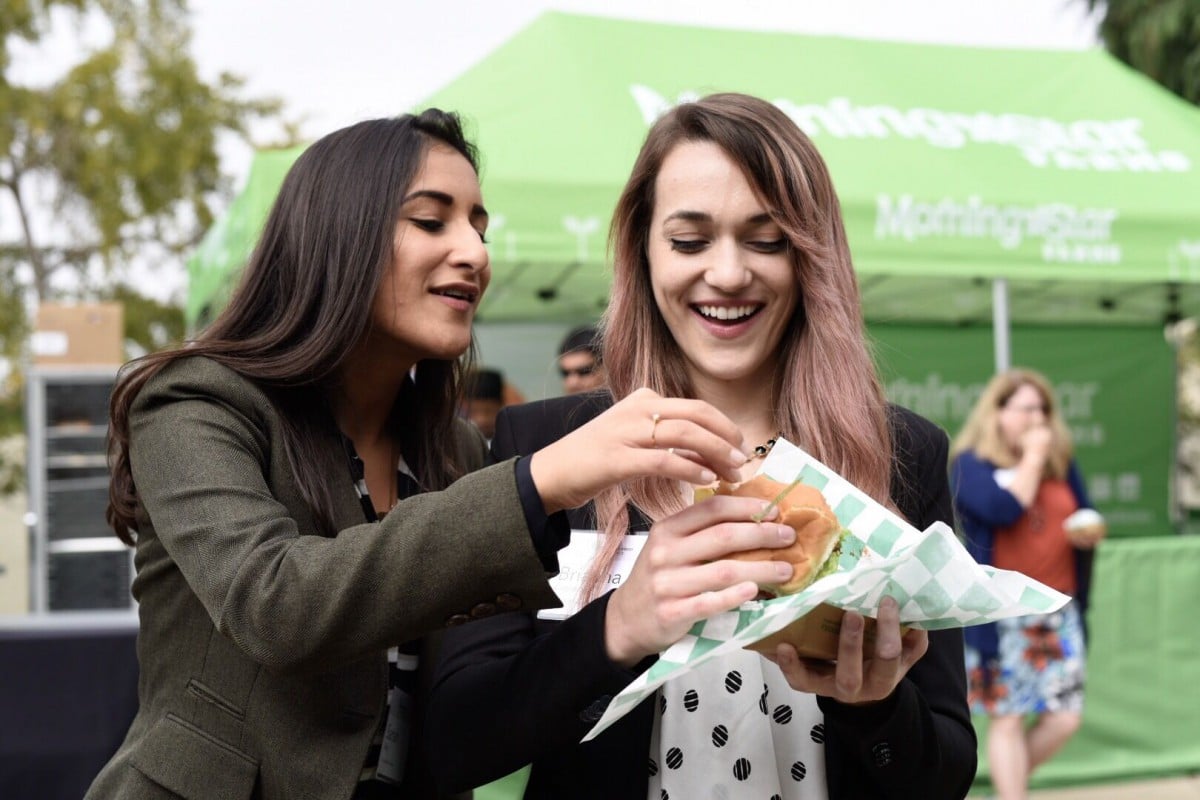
top-left (993, 278), bottom-right (1011, 373)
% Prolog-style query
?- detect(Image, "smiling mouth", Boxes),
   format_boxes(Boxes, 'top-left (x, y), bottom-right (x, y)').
top-left (694, 304), bottom-right (761, 323)
top-left (433, 287), bottom-right (478, 303)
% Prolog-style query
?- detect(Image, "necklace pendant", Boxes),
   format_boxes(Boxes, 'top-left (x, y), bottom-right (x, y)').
top-left (751, 434), bottom-right (780, 460)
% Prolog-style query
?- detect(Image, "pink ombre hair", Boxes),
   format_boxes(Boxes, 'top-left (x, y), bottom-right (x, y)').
top-left (583, 93), bottom-right (894, 602)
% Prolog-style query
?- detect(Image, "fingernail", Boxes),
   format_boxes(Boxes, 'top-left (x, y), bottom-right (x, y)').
top-left (882, 596), bottom-right (897, 612)
top-left (730, 448), bottom-right (747, 466)
top-left (845, 612), bottom-right (863, 633)
top-left (776, 561), bottom-right (794, 580)
top-left (700, 469), bottom-right (717, 483)
top-left (759, 502), bottom-right (779, 520)
top-left (776, 524), bottom-right (794, 543)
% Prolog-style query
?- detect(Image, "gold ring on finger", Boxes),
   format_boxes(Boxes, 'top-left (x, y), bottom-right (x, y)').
top-left (650, 412), bottom-right (662, 445)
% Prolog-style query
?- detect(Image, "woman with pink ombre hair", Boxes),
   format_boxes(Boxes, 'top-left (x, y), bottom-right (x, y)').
top-left (428, 93), bottom-right (976, 799)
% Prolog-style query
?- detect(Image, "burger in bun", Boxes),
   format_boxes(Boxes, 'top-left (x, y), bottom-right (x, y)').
top-left (707, 476), bottom-right (888, 660)
top-left (715, 475), bottom-right (847, 597)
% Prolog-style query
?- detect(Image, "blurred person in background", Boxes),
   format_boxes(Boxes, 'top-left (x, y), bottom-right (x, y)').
top-left (951, 368), bottom-right (1104, 800)
top-left (556, 324), bottom-right (605, 395)
top-left (88, 109), bottom-right (752, 800)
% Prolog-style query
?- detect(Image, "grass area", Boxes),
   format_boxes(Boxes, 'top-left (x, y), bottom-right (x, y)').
top-left (473, 767), bottom-right (529, 800)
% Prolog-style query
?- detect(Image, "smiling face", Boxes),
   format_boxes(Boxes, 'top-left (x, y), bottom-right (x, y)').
top-left (647, 140), bottom-right (799, 391)
top-left (366, 143), bottom-right (490, 367)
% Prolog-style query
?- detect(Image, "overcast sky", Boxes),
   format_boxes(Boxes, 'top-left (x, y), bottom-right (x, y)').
top-left (14, 0), bottom-right (1103, 302)
top-left (192, 0), bottom-right (1102, 164)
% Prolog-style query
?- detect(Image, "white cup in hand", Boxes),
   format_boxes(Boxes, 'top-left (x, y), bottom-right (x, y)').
top-left (1064, 508), bottom-right (1106, 548)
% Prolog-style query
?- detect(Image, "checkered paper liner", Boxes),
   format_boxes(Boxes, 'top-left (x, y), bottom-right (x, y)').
top-left (583, 437), bottom-right (1069, 741)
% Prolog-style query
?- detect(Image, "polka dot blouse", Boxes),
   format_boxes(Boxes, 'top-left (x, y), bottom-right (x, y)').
top-left (648, 649), bottom-right (828, 799)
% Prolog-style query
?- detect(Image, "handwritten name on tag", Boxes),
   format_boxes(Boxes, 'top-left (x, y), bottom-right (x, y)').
top-left (538, 531), bottom-right (645, 621)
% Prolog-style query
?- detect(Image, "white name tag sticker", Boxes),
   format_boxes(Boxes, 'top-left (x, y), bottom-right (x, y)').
top-left (538, 531), bottom-right (645, 621)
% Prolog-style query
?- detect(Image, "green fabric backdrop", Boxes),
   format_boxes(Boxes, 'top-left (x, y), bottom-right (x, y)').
top-left (474, 320), bottom-right (1176, 538)
top-left (973, 535), bottom-right (1200, 792)
top-left (873, 323), bottom-right (1174, 538)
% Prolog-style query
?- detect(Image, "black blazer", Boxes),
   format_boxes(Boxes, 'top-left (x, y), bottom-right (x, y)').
top-left (426, 392), bottom-right (977, 799)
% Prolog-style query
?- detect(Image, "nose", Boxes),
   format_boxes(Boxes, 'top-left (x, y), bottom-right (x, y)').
top-left (451, 222), bottom-right (489, 274)
top-left (703, 239), bottom-right (752, 293)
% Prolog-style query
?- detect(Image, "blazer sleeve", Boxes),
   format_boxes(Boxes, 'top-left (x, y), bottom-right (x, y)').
top-left (425, 396), bottom-right (644, 791)
top-left (818, 415), bottom-right (977, 799)
top-left (425, 592), bottom-right (644, 791)
top-left (127, 357), bottom-right (558, 674)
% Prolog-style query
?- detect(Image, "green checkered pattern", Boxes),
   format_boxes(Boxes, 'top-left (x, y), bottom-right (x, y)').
top-left (583, 438), bottom-right (1070, 742)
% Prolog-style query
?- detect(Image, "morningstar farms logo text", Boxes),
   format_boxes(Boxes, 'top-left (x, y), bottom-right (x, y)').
top-left (874, 194), bottom-right (1122, 264)
top-left (630, 86), bottom-right (1191, 173)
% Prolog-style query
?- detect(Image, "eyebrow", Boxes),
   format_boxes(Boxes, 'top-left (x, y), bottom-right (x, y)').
top-left (662, 210), bottom-right (774, 225)
top-left (400, 189), bottom-right (488, 222)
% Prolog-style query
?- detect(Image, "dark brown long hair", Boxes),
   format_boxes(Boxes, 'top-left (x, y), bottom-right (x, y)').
top-left (107, 110), bottom-right (481, 544)
top-left (586, 93), bottom-right (893, 601)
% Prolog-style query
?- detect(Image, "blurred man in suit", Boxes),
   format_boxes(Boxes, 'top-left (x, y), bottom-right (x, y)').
top-left (556, 325), bottom-right (605, 395)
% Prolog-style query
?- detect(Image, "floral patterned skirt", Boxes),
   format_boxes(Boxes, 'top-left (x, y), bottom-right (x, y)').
top-left (965, 601), bottom-right (1086, 716)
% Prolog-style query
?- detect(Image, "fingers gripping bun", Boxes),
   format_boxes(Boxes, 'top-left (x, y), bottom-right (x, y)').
top-left (720, 476), bottom-right (843, 596)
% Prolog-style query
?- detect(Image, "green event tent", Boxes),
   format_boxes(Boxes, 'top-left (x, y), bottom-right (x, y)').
top-left (187, 13), bottom-right (1200, 791)
top-left (189, 11), bottom-right (1200, 331)
top-left (188, 10), bottom-right (1200, 537)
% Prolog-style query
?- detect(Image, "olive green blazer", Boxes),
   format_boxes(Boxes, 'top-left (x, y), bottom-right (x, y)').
top-left (86, 357), bottom-right (559, 800)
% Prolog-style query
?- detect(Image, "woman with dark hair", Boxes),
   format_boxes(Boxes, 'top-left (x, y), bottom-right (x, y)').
top-left (951, 368), bottom-right (1101, 800)
top-left (427, 93), bottom-right (977, 798)
top-left (86, 110), bottom-right (763, 800)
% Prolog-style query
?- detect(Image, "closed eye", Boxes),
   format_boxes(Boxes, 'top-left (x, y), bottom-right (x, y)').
top-left (412, 218), bottom-right (444, 233)
top-left (670, 239), bottom-right (708, 254)
top-left (747, 239), bottom-right (787, 254)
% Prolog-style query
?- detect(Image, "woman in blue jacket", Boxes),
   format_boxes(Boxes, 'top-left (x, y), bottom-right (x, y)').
top-left (950, 368), bottom-right (1103, 800)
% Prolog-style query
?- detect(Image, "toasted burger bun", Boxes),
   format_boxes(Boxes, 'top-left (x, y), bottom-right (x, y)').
top-left (718, 475), bottom-right (842, 596)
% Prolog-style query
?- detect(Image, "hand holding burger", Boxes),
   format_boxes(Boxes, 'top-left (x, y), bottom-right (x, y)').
top-left (714, 476), bottom-right (930, 705)
top-left (713, 475), bottom-right (847, 597)
top-left (602, 492), bottom-right (797, 668)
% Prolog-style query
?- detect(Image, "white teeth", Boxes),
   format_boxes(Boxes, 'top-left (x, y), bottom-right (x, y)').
top-left (698, 305), bottom-right (756, 321)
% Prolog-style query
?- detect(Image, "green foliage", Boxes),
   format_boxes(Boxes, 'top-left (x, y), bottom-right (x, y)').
top-left (1088, 0), bottom-right (1200, 105)
top-left (0, 266), bottom-right (24, 489)
top-left (0, 0), bottom-right (286, 298)
top-left (0, 268), bottom-right (28, 369)
top-left (0, 0), bottom-right (292, 496)
top-left (103, 282), bottom-right (185, 354)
